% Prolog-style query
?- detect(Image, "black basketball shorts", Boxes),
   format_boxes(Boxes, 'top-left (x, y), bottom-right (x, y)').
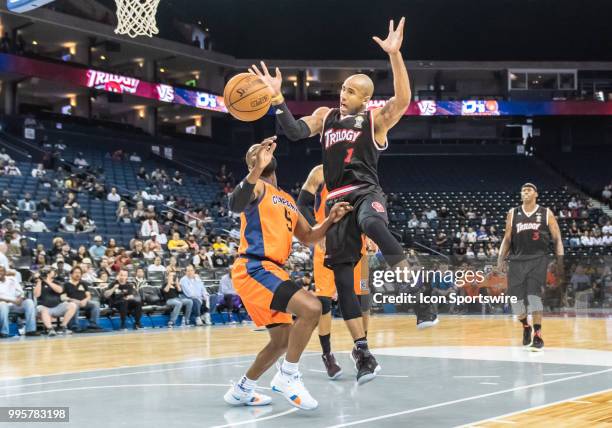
top-left (507, 256), bottom-right (548, 299)
top-left (324, 187), bottom-right (388, 268)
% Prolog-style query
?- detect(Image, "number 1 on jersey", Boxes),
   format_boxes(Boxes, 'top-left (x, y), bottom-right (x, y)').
top-left (344, 148), bottom-right (354, 164)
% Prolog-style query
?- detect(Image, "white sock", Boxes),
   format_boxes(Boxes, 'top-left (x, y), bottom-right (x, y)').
top-left (236, 375), bottom-right (257, 393)
top-left (281, 359), bottom-right (299, 376)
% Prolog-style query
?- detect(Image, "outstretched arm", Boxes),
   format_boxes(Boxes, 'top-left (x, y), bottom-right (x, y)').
top-left (294, 202), bottom-right (352, 245)
top-left (227, 138), bottom-right (276, 213)
top-left (249, 61), bottom-right (329, 140)
top-left (372, 18), bottom-right (411, 145)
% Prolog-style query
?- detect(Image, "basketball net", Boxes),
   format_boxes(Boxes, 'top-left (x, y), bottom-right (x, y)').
top-left (115, 0), bottom-right (160, 38)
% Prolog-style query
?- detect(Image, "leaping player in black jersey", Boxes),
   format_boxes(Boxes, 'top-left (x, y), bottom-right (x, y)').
top-left (497, 183), bottom-right (564, 351)
top-left (249, 18), bottom-right (438, 385)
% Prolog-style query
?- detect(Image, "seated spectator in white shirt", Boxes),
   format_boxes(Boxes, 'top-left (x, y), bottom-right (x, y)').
top-left (602, 185), bottom-right (611, 201)
top-left (580, 231), bottom-right (594, 246)
top-left (4, 160), bottom-right (21, 176)
top-left (23, 212), bottom-right (49, 233)
top-left (602, 221), bottom-right (612, 235)
top-left (424, 206), bottom-right (437, 220)
top-left (147, 256), bottom-right (166, 273)
top-left (31, 163), bottom-right (46, 178)
top-left (129, 152), bottom-right (142, 162)
top-left (140, 214), bottom-right (160, 237)
top-left (107, 187), bottom-right (121, 202)
top-left (59, 213), bottom-right (77, 233)
top-left (407, 214), bottom-right (419, 228)
top-left (0, 266), bottom-right (40, 337)
top-left (602, 233), bottom-right (612, 246)
top-left (74, 153), bottom-right (89, 167)
top-left (0, 148), bottom-right (10, 163)
top-left (466, 227), bottom-right (477, 243)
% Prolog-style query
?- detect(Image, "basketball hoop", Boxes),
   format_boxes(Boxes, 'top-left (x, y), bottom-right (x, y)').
top-left (115, 0), bottom-right (160, 38)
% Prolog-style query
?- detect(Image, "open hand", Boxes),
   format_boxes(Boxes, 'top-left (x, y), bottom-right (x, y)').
top-left (328, 202), bottom-right (353, 223)
top-left (373, 17), bottom-right (405, 54)
top-left (254, 137), bottom-right (277, 171)
top-left (249, 61), bottom-right (282, 98)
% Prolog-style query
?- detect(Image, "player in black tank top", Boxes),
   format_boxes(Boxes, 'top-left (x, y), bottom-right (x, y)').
top-left (250, 18), bottom-right (438, 385)
top-left (498, 183), bottom-right (565, 351)
top-left (320, 108), bottom-right (386, 192)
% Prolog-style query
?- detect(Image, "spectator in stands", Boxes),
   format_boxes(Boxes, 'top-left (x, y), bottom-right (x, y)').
top-left (602, 220), bottom-right (612, 235)
top-left (98, 258), bottom-right (113, 278)
top-left (64, 266), bottom-right (102, 331)
top-left (74, 152), bottom-right (89, 168)
top-left (132, 201), bottom-right (146, 222)
top-left (476, 246), bottom-right (487, 260)
top-left (424, 205), bottom-right (437, 220)
top-left (136, 167), bottom-right (148, 181)
top-left (93, 183), bottom-right (106, 200)
top-left (88, 236), bottom-right (106, 262)
top-left (112, 249), bottom-right (132, 272)
top-left (191, 220), bottom-right (207, 240)
top-left (133, 268), bottom-right (149, 289)
top-left (172, 171), bottom-right (183, 186)
top-left (116, 201), bottom-right (131, 223)
top-left (76, 214), bottom-right (96, 234)
top-left (438, 205), bottom-right (449, 218)
top-left (147, 256), bottom-right (166, 274)
top-left (179, 264), bottom-right (211, 325)
top-left (52, 255), bottom-right (71, 280)
top-left (145, 233), bottom-right (163, 254)
top-left (218, 271), bottom-right (241, 322)
top-left (17, 193), bottom-right (36, 212)
top-left (602, 185), bottom-right (612, 202)
top-left (168, 232), bottom-right (189, 254)
top-left (216, 164), bottom-right (233, 184)
top-left (193, 247), bottom-right (213, 269)
top-left (23, 212), bottom-right (49, 233)
top-left (4, 160), bottom-right (21, 176)
top-left (466, 227), bottom-right (477, 243)
top-left (17, 238), bottom-right (34, 258)
top-left (80, 259), bottom-right (98, 283)
top-left (31, 163), bottom-right (46, 179)
top-left (580, 231), bottom-right (594, 247)
top-left (107, 187), bottom-right (121, 203)
top-left (129, 152), bottom-right (141, 162)
top-left (37, 197), bottom-right (52, 213)
top-left (104, 268), bottom-right (142, 330)
top-left (129, 240), bottom-right (145, 261)
top-left (140, 212), bottom-right (160, 237)
top-left (0, 266), bottom-right (39, 337)
top-left (35, 268), bottom-right (78, 336)
top-left (0, 190), bottom-right (15, 212)
top-left (163, 271), bottom-right (193, 328)
top-left (476, 226), bottom-right (488, 241)
top-left (31, 253), bottom-right (48, 272)
top-left (106, 238), bottom-right (118, 256)
top-left (212, 236), bottom-right (229, 254)
top-left (0, 32), bottom-right (12, 53)
top-left (466, 245), bottom-right (475, 258)
top-left (59, 212), bottom-right (77, 233)
top-left (63, 192), bottom-right (79, 209)
top-left (95, 271), bottom-right (110, 289)
top-left (434, 232), bottom-right (448, 250)
top-left (74, 246), bottom-right (88, 264)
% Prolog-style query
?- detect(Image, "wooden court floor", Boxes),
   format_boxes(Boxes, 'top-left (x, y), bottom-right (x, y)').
top-left (2, 315), bottom-right (610, 426)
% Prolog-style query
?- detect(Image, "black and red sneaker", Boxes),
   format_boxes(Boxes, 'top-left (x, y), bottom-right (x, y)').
top-left (522, 325), bottom-right (533, 347)
top-left (322, 353), bottom-right (342, 380)
top-left (529, 331), bottom-right (544, 352)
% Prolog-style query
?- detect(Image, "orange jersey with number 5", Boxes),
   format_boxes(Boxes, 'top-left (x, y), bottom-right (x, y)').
top-left (238, 180), bottom-right (299, 266)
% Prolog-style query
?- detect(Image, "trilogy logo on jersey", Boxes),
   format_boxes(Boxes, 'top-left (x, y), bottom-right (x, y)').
top-left (86, 70), bottom-right (140, 94)
top-left (323, 128), bottom-right (362, 149)
top-left (272, 195), bottom-right (298, 212)
top-left (156, 84), bottom-right (175, 103)
top-left (461, 100), bottom-right (500, 116)
top-left (417, 101), bottom-right (437, 116)
top-left (516, 222), bottom-right (540, 233)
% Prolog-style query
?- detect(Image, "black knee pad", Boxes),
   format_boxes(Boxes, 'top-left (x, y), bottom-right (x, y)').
top-left (359, 215), bottom-right (405, 267)
top-left (318, 296), bottom-right (332, 315)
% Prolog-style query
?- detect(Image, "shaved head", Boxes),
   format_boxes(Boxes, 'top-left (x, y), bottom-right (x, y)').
top-left (345, 74), bottom-right (374, 99)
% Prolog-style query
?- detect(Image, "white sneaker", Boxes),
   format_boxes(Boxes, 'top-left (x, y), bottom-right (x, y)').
top-left (270, 367), bottom-right (318, 410)
top-left (195, 317), bottom-right (204, 326)
top-left (223, 384), bottom-right (271, 407)
top-left (203, 313), bottom-right (212, 325)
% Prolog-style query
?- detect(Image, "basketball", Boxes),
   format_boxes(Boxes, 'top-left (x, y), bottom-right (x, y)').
top-left (223, 73), bottom-right (272, 121)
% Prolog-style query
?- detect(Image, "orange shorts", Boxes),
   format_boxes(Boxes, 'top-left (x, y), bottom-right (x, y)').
top-left (231, 258), bottom-right (293, 327)
top-left (313, 246), bottom-right (368, 297)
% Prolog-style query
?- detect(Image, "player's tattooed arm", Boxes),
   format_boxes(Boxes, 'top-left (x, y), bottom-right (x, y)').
top-left (497, 209), bottom-right (514, 271)
top-left (372, 17), bottom-right (411, 144)
top-left (228, 138), bottom-right (275, 213)
top-left (294, 202), bottom-right (352, 244)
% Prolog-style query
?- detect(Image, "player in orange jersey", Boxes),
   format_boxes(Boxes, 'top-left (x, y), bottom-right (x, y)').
top-left (224, 137), bottom-right (352, 411)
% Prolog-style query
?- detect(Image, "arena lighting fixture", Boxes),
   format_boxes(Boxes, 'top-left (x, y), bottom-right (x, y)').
top-left (100, 55), bottom-right (107, 60)
top-left (32, 40), bottom-right (38, 45)
top-left (160, 67), bottom-right (166, 73)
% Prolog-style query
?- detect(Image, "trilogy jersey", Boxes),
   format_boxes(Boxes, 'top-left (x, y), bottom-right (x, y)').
top-left (238, 180), bottom-right (299, 266)
top-left (509, 205), bottom-right (552, 260)
top-left (320, 108), bottom-right (388, 195)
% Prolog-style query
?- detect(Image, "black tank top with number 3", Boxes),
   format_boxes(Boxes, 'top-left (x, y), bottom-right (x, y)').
top-left (509, 205), bottom-right (551, 260)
